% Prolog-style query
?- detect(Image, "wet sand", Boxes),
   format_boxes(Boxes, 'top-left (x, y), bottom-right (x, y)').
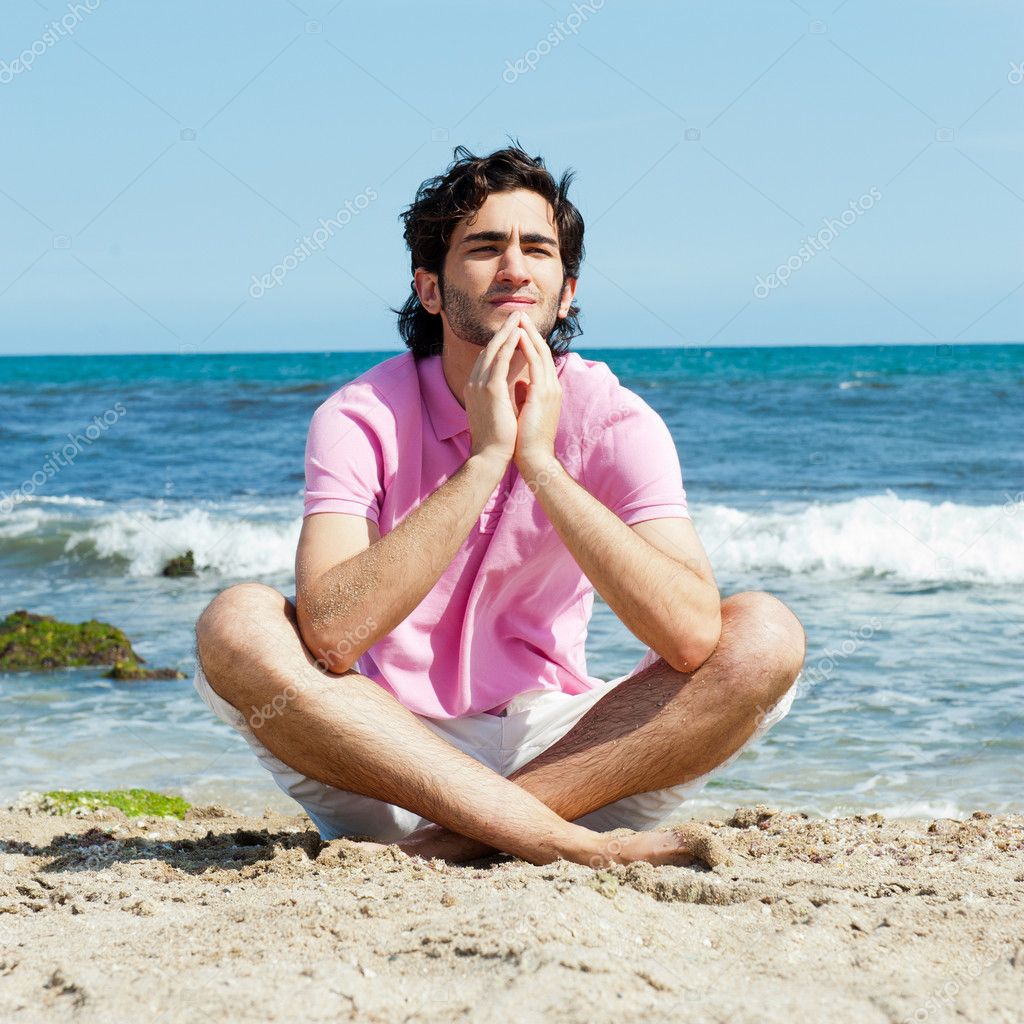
top-left (1, 801), bottom-right (1022, 1023)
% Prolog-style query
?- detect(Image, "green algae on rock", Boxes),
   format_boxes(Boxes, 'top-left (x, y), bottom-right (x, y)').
top-left (42, 788), bottom-right (191, 818)
top-left (0, 610), bottom-right (139, 671)
top-left (1, 610), bottom-right (185, 678)
top-left (161, 550), bottom-right (196, 577)
top-left (104, 659), bottom-right (186, 681)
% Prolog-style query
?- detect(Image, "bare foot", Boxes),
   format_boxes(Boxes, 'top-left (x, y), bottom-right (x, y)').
top-left (396, 824), bottom-right (495, 864)
top-left (320, 836), bottom-right (450, 874)
top-left (393, 822), bottom-right (731, 871)
top-left (585, 824), bottom-right (731, 870)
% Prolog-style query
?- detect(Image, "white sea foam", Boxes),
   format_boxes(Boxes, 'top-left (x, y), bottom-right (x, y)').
top-left (0, 507), bottom-right (47, 538)
top-left (683, 796), bottom-right (977, 821)
top-left (3, 490), bottom-right (1022, 583)
top-left (695, 491), bottom-right (1024, 584)
top-left (63, 505), bottom-right (301, 577)
top-left (867, 799), bottom-right (966, 820)
top-left (0, 495), bottom-right (104, 537)
top-left (13, 494), bottom-right (106, 507)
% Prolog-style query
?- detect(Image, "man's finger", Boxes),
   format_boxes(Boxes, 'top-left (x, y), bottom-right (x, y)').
top-left (515, 322), bottom-right (544, 383)
top-left (470, 312), bottom-right (524, 384)
top-left (489, 325), bottom-right (528, 384)
top-left (516, 313), bottom-right (554, 382)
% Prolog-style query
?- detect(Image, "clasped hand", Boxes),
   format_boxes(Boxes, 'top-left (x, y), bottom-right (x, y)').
top-left (466, 310), bottom-right (563, 477)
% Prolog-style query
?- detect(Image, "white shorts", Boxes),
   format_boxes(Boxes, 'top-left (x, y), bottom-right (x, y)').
top-left (193, 620), bottom-right (800, 842)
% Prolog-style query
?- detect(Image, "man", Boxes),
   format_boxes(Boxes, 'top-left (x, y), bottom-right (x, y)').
top-left (194, 143), bottom-right (806, 870)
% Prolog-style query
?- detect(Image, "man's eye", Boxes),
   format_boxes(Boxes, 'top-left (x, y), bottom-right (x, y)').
top-left (472, 246), bottom-right (550, 254)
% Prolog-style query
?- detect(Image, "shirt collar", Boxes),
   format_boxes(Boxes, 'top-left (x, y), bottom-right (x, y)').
top-left (419, 354), bottom-right (469, 441)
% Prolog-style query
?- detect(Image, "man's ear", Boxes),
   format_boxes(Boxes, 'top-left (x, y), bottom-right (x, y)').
top-left (414, 267), bottom-right (442, 314)
top-left (558, 276), bottom-right (578, 318)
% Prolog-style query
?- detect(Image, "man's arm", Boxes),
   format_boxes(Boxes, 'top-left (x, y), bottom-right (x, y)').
top-left (295, 451), bottom-right (509, 671)
top-left (525, 461), bottom-right (721, 672)
top-left (296, 311), bottom-right (527, 672)
top-left (511, 313), bottom-right (720, 672)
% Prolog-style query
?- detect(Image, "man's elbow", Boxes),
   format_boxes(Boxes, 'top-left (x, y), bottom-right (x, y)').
top-left (295, 595), bottom-right (359, 674)
top-left (667, 604), bottom-right (722, 674)
top-left (311, 634), bottom-right (359, 675)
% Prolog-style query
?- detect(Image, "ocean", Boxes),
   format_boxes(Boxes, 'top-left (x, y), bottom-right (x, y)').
top-left (1, 343), bottom-right (1021, 821)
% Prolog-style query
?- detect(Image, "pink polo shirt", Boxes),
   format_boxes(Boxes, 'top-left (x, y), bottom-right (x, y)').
top-left (303, 349), bottom-right (690, 720)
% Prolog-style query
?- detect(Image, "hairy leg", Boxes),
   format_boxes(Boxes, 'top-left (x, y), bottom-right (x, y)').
top-left (195, 583), bottom-right (723, 868)
top-left (399, 590), bottom-right (806, 863)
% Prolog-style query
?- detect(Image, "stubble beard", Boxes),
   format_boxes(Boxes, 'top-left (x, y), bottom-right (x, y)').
top-left (437, 271), bottom-right (563, 349)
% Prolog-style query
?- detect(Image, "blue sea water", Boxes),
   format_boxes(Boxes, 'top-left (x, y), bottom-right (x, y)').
top-left (1, 343), bottom-right (1021, 821)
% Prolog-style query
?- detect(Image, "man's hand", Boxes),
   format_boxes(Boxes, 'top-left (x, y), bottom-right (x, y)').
top-left (465, 311), bottom-right (529, 468)
top-left (511, 311), bottom-right (562, 478)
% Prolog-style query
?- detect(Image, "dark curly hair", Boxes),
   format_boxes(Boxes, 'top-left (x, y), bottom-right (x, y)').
top-left (392, 140), bottom-right (585, 360)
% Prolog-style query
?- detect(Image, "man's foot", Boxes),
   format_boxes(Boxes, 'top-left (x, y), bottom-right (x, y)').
top-left (397, 824), bottom-right (494, 864)
top-left (393, 821), bottom-right (730, 870)
top-left (590, 823), bottom-right (732, 870)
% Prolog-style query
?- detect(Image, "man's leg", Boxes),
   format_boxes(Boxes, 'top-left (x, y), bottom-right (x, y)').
top-left (194, 583), bottom-right (719, 868)
top-left (399, 590), bottom-right (806, 863)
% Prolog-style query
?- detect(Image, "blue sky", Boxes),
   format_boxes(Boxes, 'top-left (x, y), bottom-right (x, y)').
top-left (1, 0), bottom-right (1021, 355)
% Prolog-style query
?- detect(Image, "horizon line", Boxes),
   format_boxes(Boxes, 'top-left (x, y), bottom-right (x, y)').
top-left (2, 339), bottom-right (1022, 359)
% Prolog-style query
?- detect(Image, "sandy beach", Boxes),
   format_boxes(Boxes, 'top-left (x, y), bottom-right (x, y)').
top-left (1, 801), bottom-right (1021, 1023)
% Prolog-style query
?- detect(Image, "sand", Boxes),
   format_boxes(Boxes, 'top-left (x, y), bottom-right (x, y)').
top-left (1, 801), bottom-right (1022, 1023)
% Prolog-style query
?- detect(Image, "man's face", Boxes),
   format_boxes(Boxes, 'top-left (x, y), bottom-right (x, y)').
top-left (434, 189), bottom-right (576, 349)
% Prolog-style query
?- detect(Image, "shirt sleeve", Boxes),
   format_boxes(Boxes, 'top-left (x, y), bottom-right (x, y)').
top-left (303, 384), bottom-right (387, 523)
top-left (582, 385), bottom-right (690, 527)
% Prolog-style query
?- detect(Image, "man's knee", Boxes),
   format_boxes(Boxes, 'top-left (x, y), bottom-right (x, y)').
top-left (719, 590), bottom-right (806, 697)
top-left (195, 582), bottom-right (289, 674)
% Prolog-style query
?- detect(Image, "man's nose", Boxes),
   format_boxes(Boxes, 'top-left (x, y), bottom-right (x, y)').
top-left (495, 244), bottom-right (531, 285)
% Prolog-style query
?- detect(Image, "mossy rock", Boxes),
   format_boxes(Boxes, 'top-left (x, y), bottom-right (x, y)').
top-left (0, 610), bottom-right (140, 672)
top-left (161, 550), bottom-right (196, 577)
top-left (42, 788), bottom-right (191, 819)
top-left (104, 659), bottom-right (185, 681)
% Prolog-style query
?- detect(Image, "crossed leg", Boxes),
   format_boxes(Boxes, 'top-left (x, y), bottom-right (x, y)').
top-left (399, 589), bottom-right (807, 863)
top-left (194, 585), bottom-right (805, 868)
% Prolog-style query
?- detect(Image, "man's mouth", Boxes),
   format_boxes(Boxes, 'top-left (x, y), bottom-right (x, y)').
top-left (489, 296), bottom-right (536, 308)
